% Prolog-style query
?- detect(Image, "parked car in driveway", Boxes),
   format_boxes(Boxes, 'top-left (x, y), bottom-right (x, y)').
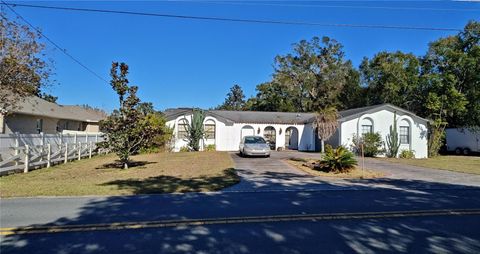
top-left (239, 136), bottom-right (271, 157)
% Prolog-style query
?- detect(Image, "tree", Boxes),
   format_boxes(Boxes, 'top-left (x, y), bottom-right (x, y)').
top-left (421, 21), bottom-right (479, 128)
top-left (137, 102), bottom-right (155, 116)
top-left (216, 84), bottom-right (246, 110)
top-left (339, 68), bottom-right (365, 110)
top-left (385, 112), bottom-right (401, 158)
top-left (0, 14), bottom-right (53, 114)
top-left (360, 51), bottom-right (421, 111)
top-left (313, 106), bottom-right (339, 153)
top-left (273, 36), bottom-right (353, 112)
top-left (100, 62), bottom-right (163, 169)
top-left (40, 93), bottom-right (57, 103)
top-left (185, 109), bottom-right (205, 151)
top-left (245, 82), bottom-right (298, 112)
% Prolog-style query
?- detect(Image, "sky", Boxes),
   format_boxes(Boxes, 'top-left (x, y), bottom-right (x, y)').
top-left (2, 1), bottom-right (480, 112)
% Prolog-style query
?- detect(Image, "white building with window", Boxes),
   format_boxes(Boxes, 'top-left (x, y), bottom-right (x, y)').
top-left (165, 104), bottom-right (429, 158)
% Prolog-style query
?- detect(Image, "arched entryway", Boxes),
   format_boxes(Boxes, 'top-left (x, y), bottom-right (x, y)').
top-left (263, 126), bottom-right (276, 150)
top-left (240, 125), bottom-right (255, 140)
top-left (285, 127), bottom-right (299, 150)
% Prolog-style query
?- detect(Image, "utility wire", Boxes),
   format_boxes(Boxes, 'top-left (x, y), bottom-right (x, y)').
top-left (1, 1), bottom-right (109, 84)
top-left (172, 0), bottom-right (480, 12)
top-left (1, 2), bottom-right (462, 32)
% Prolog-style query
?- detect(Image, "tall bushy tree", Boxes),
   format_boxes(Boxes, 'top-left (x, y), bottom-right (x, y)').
top-left (273, 36), bottom-right (353, 112)
top-left (245, 82), bottom-right (298, 112)
top-left (385, 112), bottom-right (401, 158)
top-left (216, 84), bottom-right (246, 110)
top-left (0, 14), bottom-right (54, 115)
top-left (360, 51), bottom-right (421, 111)
top-left (100, 63), bottom-right (167, 168)
top-left (313, 106), bottom-right (339, 153)
top-left (185, 109), bottom-right (206, 151)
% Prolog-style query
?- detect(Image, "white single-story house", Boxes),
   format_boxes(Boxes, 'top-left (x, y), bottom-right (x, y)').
top-left (165, 104), bottom-right (429, 158)
top-left (0, 96), bottom-right (107, 134)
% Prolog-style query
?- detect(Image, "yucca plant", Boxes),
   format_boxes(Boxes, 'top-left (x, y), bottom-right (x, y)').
top-left (185, 109), bottom-right (205, 151)
top-left (319, 145), bottom-right (357, 173)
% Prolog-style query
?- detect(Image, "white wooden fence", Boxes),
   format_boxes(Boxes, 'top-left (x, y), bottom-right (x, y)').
top-left (0, 132), bottom-right (104, 175)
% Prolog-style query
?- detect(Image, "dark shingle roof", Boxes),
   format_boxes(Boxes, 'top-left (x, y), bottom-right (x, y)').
top-left (164, 103), bottom-right (428, 124)
top-left (210, 110), bottom-right (315, 124)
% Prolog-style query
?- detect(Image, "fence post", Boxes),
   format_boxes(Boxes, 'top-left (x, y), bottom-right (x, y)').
top-left (78, 142), bottom-right (81, 160)
top-left (40, 132), bottom-right (45, 162)
top-left (24, 145), bottom-right (29, 173)
top-left (47, 143), bottom-right (51, 168)
top-left (14, 132), bottom-right (19, 166)
top-left (64, 143), bottom-right (68, 164)
top-left (95, 133), bottom-right (98, 143)
top-left (74, 133), bottom-right (77, 150)
top-left (89, 141), bottom-right (93, 158)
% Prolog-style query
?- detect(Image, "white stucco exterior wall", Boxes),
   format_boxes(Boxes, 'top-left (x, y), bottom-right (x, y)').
top-left (167, 114), bottom-right (315, 152)
top-left (339, 109), bottom-right (428, 158)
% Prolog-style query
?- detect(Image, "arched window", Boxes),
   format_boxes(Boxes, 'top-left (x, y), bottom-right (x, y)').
top-left (360, 118), bottom-right (373, 135)
top-left (399, 119), bottom-right (411, 144)
top-left (204, 119), bottom-right (216, 140)
top-left (177, 119), bottom-right (189, 139)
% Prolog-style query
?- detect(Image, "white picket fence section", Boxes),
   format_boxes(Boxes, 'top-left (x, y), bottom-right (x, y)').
top-left (0, 132), bottom-right (104, 175)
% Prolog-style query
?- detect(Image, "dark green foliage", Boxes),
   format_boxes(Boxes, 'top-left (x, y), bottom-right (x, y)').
top-left (352, 132), bottom-right (383, 157)
top-left (40, 93), bottom-right (58, 103)
top-left (216, 84), bottom-right (246, 110)
top-left (386, 112), bottom-right (401, 158)
top-left (185, 109), bottom-right (206, 151)
top-left (318, 145), bottom-right (357, 173)
top-left (360, 51), bottom-right (421, 112)
top-left (362, 132), bottom-right (384, 157)
top-left (100, 62), bottom-right (170, 169)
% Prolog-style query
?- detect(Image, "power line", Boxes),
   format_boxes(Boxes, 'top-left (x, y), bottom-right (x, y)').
top-left (1, 2), bottom-right (462, 32)
top-left (1, 1), bottom-right (109, 84)
top-left (172, 0), bottom-right (480, 12)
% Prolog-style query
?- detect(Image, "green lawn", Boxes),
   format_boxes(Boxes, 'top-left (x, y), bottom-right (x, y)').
top-left (0, 151), bottom-right (239, 197)
top-left (381, 155), bottom-right (480, 175)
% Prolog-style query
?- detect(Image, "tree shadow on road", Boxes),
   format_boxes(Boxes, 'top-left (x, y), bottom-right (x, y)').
top-left (1, 178), bottom-right (480, 254)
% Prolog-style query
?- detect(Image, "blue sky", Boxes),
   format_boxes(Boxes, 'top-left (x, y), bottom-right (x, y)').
top-left (3, 1), bottom-right (480, 112)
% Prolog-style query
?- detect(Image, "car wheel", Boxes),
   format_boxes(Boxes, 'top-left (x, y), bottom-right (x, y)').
top-left (463, 148), bottom-right (471, 155)
top-left (455, 147), bottom-right (463, 155)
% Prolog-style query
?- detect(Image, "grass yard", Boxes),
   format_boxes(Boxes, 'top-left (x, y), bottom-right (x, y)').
top-left (286, 158), bottom-right (383, 179)
top-left (381, 155), bottom-right (480, 175)
top-left (0, 152), bottom-right (239, 198)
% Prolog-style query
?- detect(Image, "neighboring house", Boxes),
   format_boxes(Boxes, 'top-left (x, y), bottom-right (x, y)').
top-left (165, 104), bottom-right (429, 158)
top-left (0, 96), bottom-right (107, 134)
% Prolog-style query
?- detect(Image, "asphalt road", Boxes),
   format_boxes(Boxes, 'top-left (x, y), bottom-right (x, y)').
top-left (2, 188), bottom-right (480, 253)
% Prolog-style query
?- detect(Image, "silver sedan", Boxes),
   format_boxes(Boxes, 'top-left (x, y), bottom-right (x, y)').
top-left (239, 136), bottom-right (271, 157)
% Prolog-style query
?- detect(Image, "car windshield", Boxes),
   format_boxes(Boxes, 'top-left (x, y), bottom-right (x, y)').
top-left (244, 137), bottom-right (266, 144)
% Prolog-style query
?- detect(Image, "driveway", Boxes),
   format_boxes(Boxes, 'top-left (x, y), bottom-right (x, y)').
top-left (225, 151), bottom-right (480, 192)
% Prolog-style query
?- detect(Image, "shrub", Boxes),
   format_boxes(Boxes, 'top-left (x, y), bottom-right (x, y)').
top-left (318, 145), bottom-right (357, 173)
top-left (179, 146), bottom-right (190, 152)
top-left (205, 144), bottom-right (216, 151)
top-left (399, 149), bottom-right (415, 159)
top-left (362, 132), bottom-right (384, 157)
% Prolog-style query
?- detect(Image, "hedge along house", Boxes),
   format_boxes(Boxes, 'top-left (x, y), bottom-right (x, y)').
top-left (165, 104), bottom-right (429, 158)
top-left (0, 96), bottom-right (107, 134)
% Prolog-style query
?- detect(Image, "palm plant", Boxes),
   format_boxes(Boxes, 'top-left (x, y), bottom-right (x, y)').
top-left (313, 106), bottom-right (339, 153)
top-left (185, 109), bottom-right (205, 151)
top-left (319, 145), bottom-right (357, 173)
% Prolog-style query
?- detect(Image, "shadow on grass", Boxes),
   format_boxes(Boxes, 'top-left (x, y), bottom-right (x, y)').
top-left (101, 168), bottom-right (240, 194)
top-left (95, 161), bottom-right (158, 169)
